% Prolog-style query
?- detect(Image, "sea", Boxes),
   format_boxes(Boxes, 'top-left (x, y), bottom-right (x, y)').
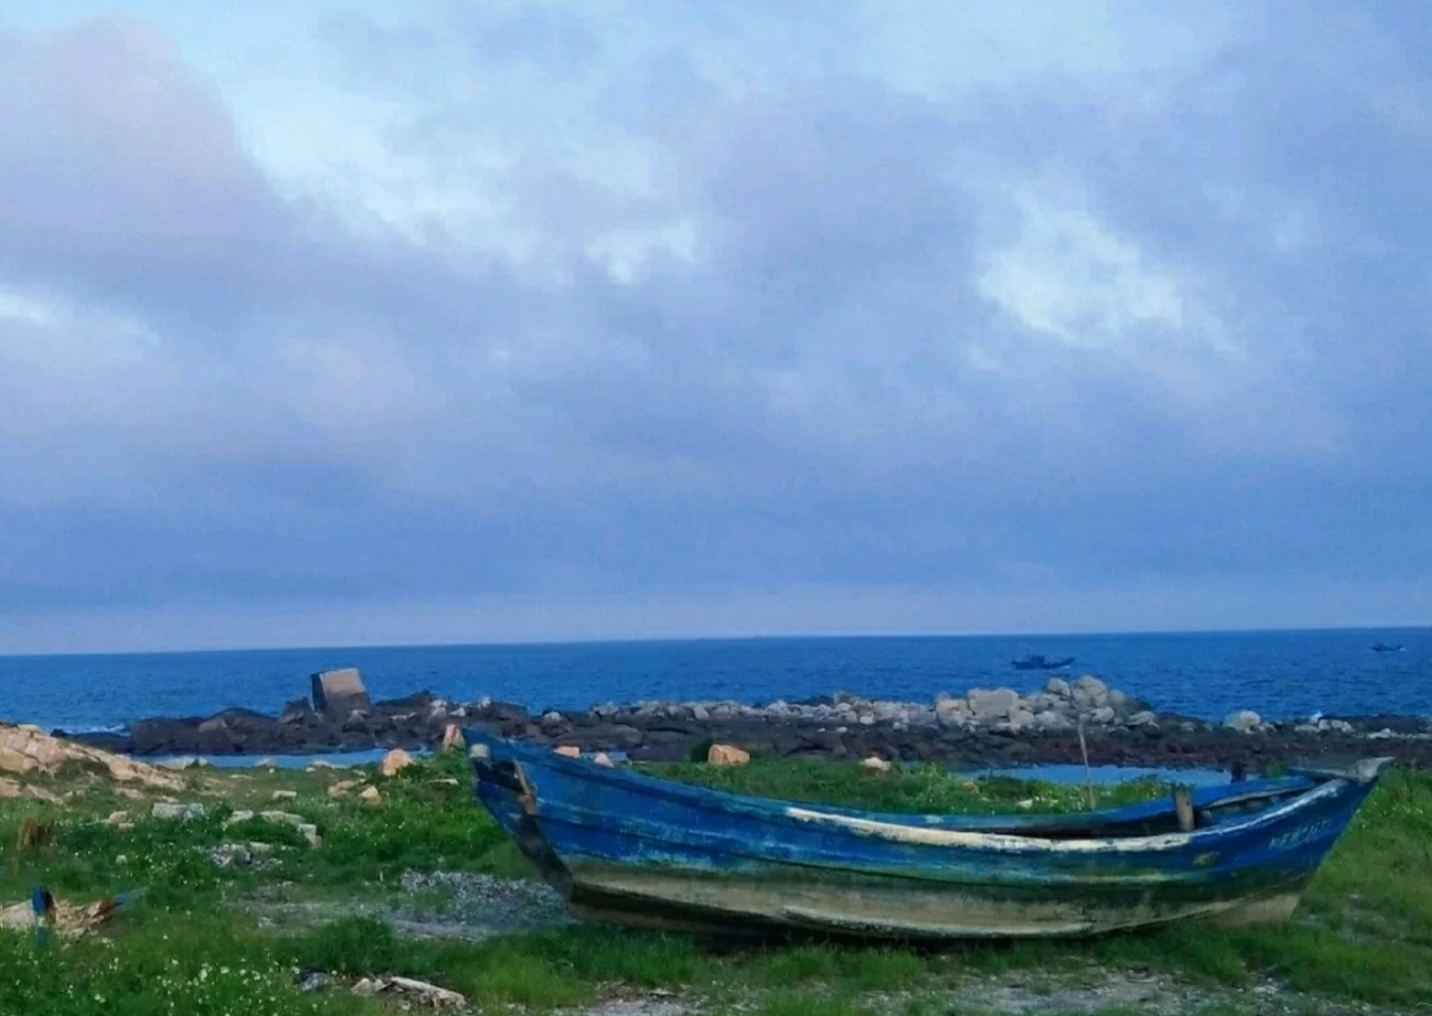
top-left (0, 628), bottom-right (1427, 736)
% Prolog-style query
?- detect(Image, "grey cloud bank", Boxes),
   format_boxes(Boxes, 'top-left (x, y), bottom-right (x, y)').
top-left (0, 4), bottom-right (1429, 652)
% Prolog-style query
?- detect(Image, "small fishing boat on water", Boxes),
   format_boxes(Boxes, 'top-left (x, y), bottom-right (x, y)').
top-left (1010, 654), bottom-right (1076, 671)
top-left (464, 728), bottom-right (1390, 942)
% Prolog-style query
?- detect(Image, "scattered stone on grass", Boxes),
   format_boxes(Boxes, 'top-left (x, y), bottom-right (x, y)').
top-left (151, 801), bottom-right (206, 820)
top-left (707, 743), bottom-right (750, 766)
top-left (380, 748), bottom-right (414, 777)
top-left (352, 974), bottom-right (466, 1009)
top-left (224, 808), bottom-right (322, 847)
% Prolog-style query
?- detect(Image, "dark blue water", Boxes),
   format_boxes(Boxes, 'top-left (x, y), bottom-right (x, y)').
top-left (0, 629), bottom-right (1427, 733)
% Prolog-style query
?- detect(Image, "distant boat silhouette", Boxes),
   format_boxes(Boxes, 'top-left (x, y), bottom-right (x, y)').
top-left (1010, 654), bottom-right (1076, 671)
top-left (1370, 643), bottom-right (1405, 653)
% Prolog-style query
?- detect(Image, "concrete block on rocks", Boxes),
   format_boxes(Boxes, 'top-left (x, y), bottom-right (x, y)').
top-left (311, 668), bottom-right (371, 719)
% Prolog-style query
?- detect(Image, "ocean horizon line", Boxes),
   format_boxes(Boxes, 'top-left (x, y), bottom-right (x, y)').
top-left (0, 622), bottom-right (1425, 663)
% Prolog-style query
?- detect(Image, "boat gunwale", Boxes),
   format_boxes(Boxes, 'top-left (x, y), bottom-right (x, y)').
top-left (463, 727), bottom-right (1383, 841)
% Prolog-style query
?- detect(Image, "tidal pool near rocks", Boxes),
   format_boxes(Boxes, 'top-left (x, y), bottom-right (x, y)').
top-left (145, 751), bottom-right (1232, 790)
top-left (964, 762), bottom-right (1233, 787)
top-left (146, 747), bottom-right (435, 770)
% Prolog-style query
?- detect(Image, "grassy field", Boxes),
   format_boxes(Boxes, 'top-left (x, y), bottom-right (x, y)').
top-left (1, 746), bottom-right (1429, 1015)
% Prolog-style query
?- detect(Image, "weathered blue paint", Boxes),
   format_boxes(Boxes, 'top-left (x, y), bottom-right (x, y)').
top-left (464, 729), bottom-right (1390, 940)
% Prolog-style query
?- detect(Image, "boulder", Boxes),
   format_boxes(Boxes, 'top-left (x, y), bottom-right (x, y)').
top-left (1034, 710), bottom-right (1073, 732)
top-left (380, 749), bottom-right (413, 777)
top-left (1, 723), bottom-right (182, 790)
top-left (441, 724), bottom-right (465, 752)
top-left (1126, 710), bottom-right (1158, 727)
top-left (1223, 710), bottom-right (1262, 734)
top-left (934, 693), bottom-right (972, 728)
top-left (860, 755), bottom-right (892, 772)
top-left (707, 743), bottom-right (751, 766)
top-left (360, 785), bottom-right (382, 805)
top-left (967, 688), bottom-right (1021, 723)
top-left (1043, 677), bottom-right (1072, 697)
top-left (278, 699), bottom-right (315, 725)
top-left (1089, 706), bottom-right (1117, 725)
top-left (1007, 708), bottom-right (1037, 732)
top-left (311, 668), bottom-right (371, 719)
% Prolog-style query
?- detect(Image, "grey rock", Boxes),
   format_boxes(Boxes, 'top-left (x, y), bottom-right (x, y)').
top-left (967, 687), bottom-right (1021, 722)
top-left (209, 843), bottom-right (253, 868)
top-left (1028, 693), bottom-right (1064, 713)
top-left (1223, 709), bottom-right (1262, 734)
top-left (1007, 708), bottom-right (1037, 732)
top-left (1089, 706), bottom-right (1117, 725)
top-left (1126, 710), bottom-right (1158, 727)
top-left (1071, 675), bottom-right (1107, 698)
top-left (151, 802), bottom-right (206, 820)
top-left (1043, 677), bottom-right (1072, 697)
top-left (1034, 710), bottom-right (1073, 731)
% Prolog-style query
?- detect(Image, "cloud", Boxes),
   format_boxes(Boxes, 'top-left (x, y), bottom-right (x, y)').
top-left (0, 5), bottom-right (1429, 650)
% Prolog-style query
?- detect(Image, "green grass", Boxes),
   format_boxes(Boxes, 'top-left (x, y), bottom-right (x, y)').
top-left (645, 756), bottom-right (1170, 813)
top-left (2, 752), bottom-right (1430, 1014)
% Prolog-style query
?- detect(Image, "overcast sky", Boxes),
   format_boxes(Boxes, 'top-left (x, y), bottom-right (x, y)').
top-left (1, 2), bottom-right (1429, 653)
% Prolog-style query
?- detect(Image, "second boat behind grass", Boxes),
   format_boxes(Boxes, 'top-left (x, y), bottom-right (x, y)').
top-left (463, 728), bottom-right (1391, 942)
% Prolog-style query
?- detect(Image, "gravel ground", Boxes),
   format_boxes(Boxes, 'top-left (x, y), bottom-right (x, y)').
top-left (246, 870), bottom-right (573, 940)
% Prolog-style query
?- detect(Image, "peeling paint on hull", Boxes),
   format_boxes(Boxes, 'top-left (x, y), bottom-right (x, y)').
top-left (466, 732), bottom-right (1389, 941)
top-left (562, 865), bottom-right (1314, 939)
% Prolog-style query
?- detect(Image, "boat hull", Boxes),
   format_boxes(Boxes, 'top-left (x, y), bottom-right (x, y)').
top-left (465, 732), bottom-right (1386, 941)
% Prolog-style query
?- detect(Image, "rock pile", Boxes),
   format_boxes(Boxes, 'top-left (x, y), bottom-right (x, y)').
top-left (48, 668), bottom-right (1432, 773)
top-left (933, 675), bottom-right (1155, 733)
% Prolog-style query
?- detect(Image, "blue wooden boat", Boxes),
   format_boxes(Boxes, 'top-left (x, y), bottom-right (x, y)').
top-left (464, 728), bottom-right (1390, 941)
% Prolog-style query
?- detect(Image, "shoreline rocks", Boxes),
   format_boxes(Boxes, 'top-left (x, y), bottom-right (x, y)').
top-left (45, 671), bottom-right (1432, 772)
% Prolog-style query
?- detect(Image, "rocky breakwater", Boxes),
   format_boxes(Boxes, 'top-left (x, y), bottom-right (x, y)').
top-left (54, 668), bottom-right (1432, 772)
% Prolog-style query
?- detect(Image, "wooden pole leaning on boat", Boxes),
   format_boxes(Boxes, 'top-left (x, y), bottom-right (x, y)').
top-left (1076, 716), bottom-right (1095, 810)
